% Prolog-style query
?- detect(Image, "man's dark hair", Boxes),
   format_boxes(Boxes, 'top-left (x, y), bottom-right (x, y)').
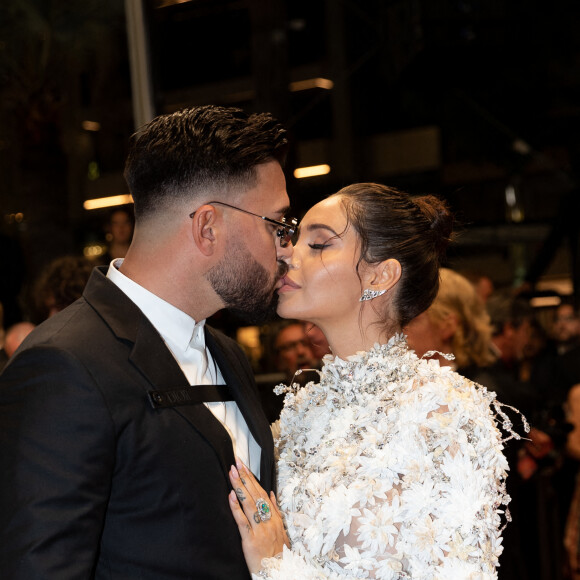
top-left (124, 105), bottom-right (288, 218)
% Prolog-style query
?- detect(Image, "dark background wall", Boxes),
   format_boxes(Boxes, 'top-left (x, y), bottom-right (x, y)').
top-left (1, 0), bottom-right (579, 322)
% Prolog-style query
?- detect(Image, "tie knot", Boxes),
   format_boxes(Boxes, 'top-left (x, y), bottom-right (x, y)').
top-left (189, 323), bottom-right (205, 351)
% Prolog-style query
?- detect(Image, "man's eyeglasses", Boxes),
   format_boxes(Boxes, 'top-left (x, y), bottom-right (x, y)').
top-left (189, 201), bottom-right (297, 248)
top-left (276, 338), bottom-right (310, 354)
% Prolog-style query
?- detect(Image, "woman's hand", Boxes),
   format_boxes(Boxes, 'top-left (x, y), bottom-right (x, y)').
top-left (228, 459), bottom-right (290, 574)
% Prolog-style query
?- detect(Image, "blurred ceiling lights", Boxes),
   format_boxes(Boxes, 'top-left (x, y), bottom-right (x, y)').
top-left (82, 120), bottom-right (101, 132)
top-left (224, 78), bottom-right (333, 104)
top-left (84, 195), bottom-right (134, 210)
top-left (154, 0), bottom-right (192, 8)
top-left (530, 296), bottom-right (562, 308)
top-left (289, 78), bottom-right (333, 92)
top-left (294, 164), bottom-right (331, 179)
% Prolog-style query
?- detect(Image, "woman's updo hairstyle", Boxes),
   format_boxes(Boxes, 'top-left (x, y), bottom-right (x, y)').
top-left (335, 183), bottom-right (453, 328)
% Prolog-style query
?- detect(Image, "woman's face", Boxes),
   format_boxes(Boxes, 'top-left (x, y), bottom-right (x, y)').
top-left (277, 196), bottom-right (364, 326)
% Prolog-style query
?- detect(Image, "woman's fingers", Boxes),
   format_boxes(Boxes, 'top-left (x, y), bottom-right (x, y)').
top-left (229, 490), bottom-right (251, 532)
top-left (230, 464), bottom-right (261, 527)
top-left (228, 466), bottom-right (287, 574)
top-left (230, 462), bottom-right (288, 547)
top-left (235, 459), bottom-right (263, 499)
top-left (230, 461), bottom-right (272, 527)
top-left (228, 490), bottom-right (266, 574)
top-left (230, 465), bottom-right (250, 504)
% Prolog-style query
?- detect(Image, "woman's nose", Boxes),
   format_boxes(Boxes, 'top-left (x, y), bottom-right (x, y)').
top-left (286, 254), bottom-right (301, 269)
top-left (276, 235), bottom-right (294, 262)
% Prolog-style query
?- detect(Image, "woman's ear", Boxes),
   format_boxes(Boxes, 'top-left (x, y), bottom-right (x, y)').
top-left (191, 205), bottom-right (219, 256)
top-left (365, 258), bottom-right (402, 293)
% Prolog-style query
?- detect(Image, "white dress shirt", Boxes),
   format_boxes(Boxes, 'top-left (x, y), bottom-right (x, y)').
top-left (107, 259), bottom-right (261, 477)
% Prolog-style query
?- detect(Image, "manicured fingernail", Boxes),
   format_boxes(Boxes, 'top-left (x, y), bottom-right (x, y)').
top-left (229, 490), bottom-right (237, 502)
top-left (236, 458), bottom-right (244, 470)
top-left (231, 465), bottom-right (239, 479)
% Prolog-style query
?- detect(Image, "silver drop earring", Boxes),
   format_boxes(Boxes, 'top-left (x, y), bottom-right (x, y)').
top-left (360, 288), bottom-right (387, 302)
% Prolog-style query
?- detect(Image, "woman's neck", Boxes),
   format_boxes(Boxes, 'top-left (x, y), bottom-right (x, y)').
top-left (319, 318), bottom-right (399, 360)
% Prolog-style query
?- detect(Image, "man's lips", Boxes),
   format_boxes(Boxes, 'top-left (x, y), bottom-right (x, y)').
top-left (278, 276), bottom-right (300, 293)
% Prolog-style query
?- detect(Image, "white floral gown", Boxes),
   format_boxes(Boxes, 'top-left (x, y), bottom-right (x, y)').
top-left (260, 335), bottom-right (516, 580)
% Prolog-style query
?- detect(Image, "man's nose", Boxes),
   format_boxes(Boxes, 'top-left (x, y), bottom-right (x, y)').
top-left (295, 343), bottom-right (307, 355)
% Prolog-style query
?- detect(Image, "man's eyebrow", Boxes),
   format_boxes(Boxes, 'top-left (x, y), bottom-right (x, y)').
top-left (273, 205), bottom-right (291, 217)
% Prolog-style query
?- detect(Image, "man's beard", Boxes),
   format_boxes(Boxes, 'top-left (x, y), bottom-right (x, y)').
top-left (207, 242), bottom-right (288, 325)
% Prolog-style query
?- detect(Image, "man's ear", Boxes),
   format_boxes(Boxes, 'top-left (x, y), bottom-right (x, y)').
top-left (365, 258), bottom-right (402, 293)
top-left (191, 205), bottom-right (219, 256)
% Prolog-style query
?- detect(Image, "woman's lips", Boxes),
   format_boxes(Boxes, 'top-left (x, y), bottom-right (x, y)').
top-left (278, 276), bottom-right (300, 293)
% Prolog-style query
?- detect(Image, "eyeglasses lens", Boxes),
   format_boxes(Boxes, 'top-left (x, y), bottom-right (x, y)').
top-left (278, 218), bottom-right (297, 247)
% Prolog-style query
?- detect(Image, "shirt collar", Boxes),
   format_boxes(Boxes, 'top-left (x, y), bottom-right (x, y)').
top-left (106, 258), bottom-right (205, 352)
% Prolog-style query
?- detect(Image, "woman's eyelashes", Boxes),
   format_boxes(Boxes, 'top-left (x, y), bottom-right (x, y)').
top-left (308, 243), bottom-right (330, 251)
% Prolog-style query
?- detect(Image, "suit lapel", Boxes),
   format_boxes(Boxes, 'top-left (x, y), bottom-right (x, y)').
top-left (134, 320), bottom-right (237, 479)
top-left (83, 268), bottom-right (237, 481)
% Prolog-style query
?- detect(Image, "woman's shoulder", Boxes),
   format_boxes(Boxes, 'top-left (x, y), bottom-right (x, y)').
top-left (409, 358), bottom-right (500, 418)
top-left (412, 355), bottom-right (477, 390)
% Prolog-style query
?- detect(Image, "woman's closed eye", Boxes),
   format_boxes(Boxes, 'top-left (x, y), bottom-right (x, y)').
top-left (308, 243), bottom-right (330, 251)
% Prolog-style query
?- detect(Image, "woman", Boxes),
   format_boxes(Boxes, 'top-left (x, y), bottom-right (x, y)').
top-left (228, 183), bottom-right (524, 579)
top-left (405, 267), bottom-right (496, 376)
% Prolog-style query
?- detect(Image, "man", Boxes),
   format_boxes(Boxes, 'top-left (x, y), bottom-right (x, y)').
top-left (274, 320), bottom-right (319, 378)
top-left (303, 322), bottom-right (330, 360)
top-left (552, 302), bottom-right (580, 389)
top-left (0, 106), bottom-right (295, 579)
top-left (553, 301), bottom-right (580, 355)
top-left (259, 320), bottom-right (321, 422)
top-left (99, 205), bottom-right (135, 264)
top-left (2, 321), bottom-right (36, 358)
top-left (483, 291), bottom-right (535, 413)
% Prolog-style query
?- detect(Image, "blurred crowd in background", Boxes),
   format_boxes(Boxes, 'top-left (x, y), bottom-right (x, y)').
top-left (2, 203), bottom-right (580, 579)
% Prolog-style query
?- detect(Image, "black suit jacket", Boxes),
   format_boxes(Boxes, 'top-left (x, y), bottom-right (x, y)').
top-left (0, 267), bottom-right (274, 579)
